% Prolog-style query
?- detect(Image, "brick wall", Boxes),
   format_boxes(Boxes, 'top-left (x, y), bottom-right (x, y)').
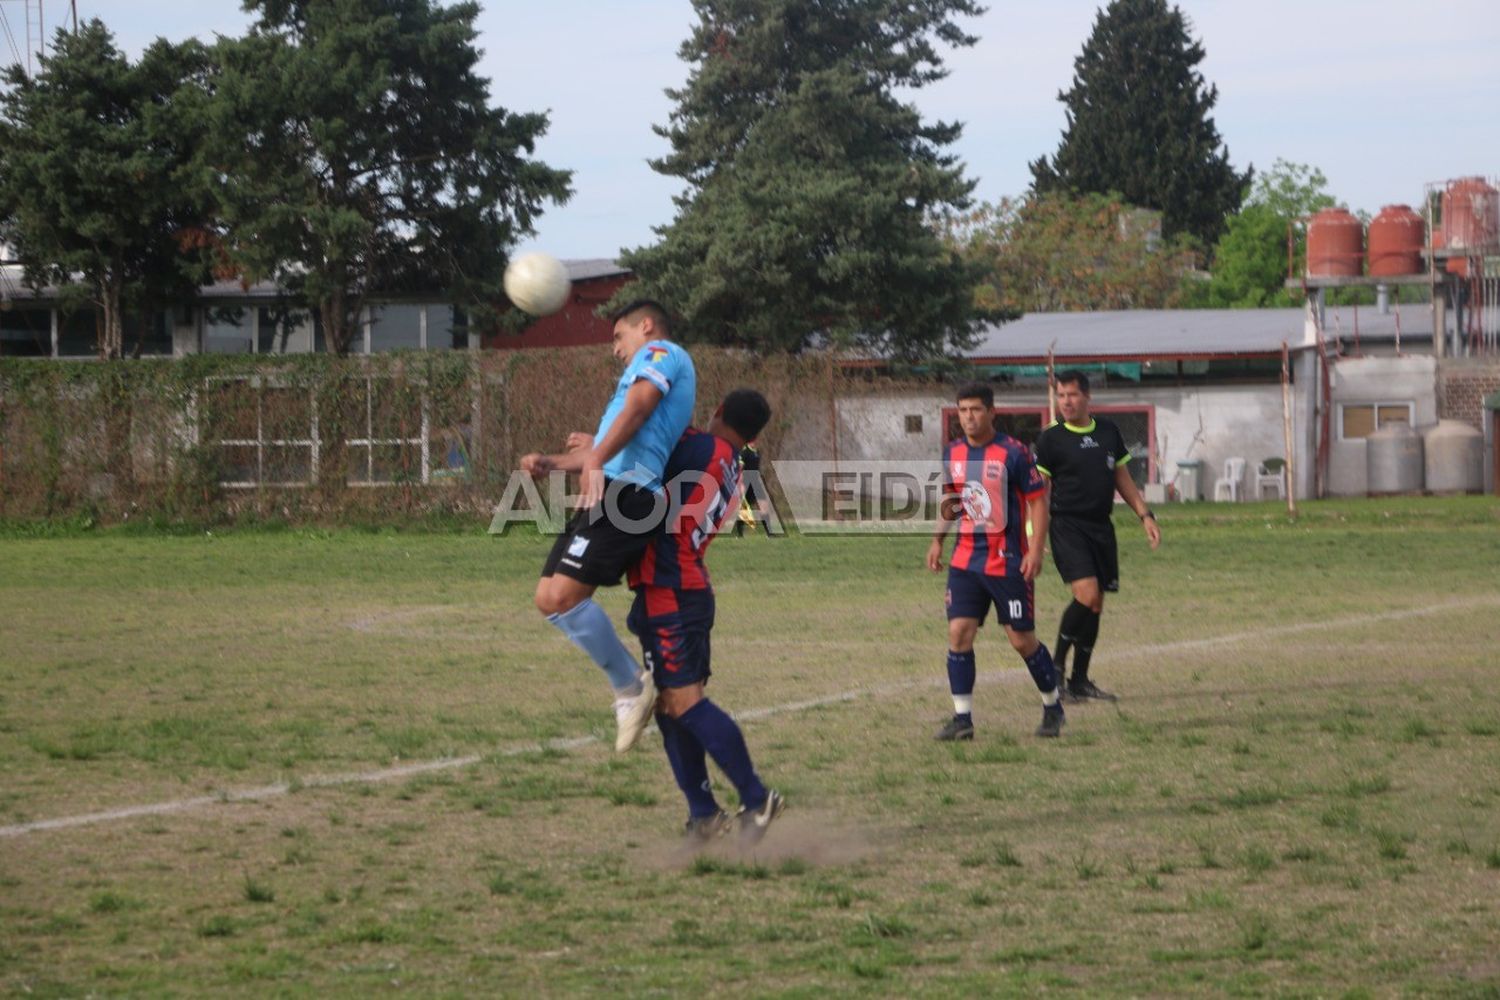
top-left (1438, 360), bottom-right (1500, 430)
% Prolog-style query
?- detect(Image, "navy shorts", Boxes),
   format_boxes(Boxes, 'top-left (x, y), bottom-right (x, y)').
top-left (945, 566), bottom-right (1035, 632)
top-left (1049, 514), bottom-right (1120, 592)
top-left (627, 586), bottom-right (715, 689)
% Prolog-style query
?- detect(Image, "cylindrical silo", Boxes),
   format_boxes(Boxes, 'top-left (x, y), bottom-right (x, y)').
top-left (1367, 205), bottom-right (1425, 277)
top-left (1366, 422), bottom-right (1424, 495)
top-left (1423, 420), bottom-right (1484, 493)
top-left (1307, 207), bottom-right (1364, 277)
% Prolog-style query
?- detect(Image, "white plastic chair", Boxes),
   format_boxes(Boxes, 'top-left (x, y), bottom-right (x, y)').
top-left (1256, 458), bottom-right (1286, 500)
top-left (1212, 457), bottom-right (1247, 502)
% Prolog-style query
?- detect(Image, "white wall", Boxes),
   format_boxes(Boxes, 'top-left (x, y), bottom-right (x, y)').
top-left (826, 376), bottom-right (1314, 502)
top-left (1325, 355), bottom-right (1438, 496)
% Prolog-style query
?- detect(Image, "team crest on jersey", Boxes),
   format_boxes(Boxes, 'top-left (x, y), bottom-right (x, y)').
top-left (1106, 455), bottom-right (1116, 470)
top-left (984, 460), bottom-right (1003, 481)
top-left (960, 481), bottom-right (992, 522)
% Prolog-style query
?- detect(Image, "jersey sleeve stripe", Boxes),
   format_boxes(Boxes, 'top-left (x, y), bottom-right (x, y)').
top-left (1117, 453), bottom-right (1132, 465)
top-left (636, 367), bottom-right (671, 393)
top-left (1035, 464), bottom-right (1052, 477)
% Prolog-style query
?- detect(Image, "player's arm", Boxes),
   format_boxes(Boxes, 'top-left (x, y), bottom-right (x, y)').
top-left (1114, 462), bottom-right (1161, 549)
top-left (1020, 491), bottom-right (1048, 581)
top-left (928, 467), bottom-right (958, 573)
top-left (569, 380), bottom-right (663, 506)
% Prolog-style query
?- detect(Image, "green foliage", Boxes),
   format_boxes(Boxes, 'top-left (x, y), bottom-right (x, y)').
top-left (1193, 159), bottom-right (1352, 308)
top-left (617, 0), bottom-right (997, 360)
top-left (205, 0), bottom-right (572, 355)
top-left (948, 192), bottom-right (1199, 312)
top-left (0, 21), bottom-right (213, 358)
top-left (1031, 0), bottom-right (1250, 249)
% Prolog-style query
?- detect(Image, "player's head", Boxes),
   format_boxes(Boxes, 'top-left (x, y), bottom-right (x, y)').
top-left (710, 388), bottom-right (771, 448)
top-left (610, 299), bottom-right (671, 362)
top-left (954, 382), bottom-right (995, 444)
top-left (1055, 370), bottom-right (1091, 424)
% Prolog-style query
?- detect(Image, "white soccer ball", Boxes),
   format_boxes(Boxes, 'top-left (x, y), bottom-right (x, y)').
top-left (503, 252), bottom-right (572, 316)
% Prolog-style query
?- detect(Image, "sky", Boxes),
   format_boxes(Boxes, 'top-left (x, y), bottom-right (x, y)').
top-left (30, 0), bottom-right (1500, 259)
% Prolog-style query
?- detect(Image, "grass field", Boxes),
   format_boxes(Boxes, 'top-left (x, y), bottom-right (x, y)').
top-left (2, 496), bottom-right (1499, 996)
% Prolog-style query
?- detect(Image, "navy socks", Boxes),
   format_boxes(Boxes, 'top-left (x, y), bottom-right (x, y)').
top-left (676, 699), bottom-right (768, 812)
top-left (656, 712), bottom-right (719, 818)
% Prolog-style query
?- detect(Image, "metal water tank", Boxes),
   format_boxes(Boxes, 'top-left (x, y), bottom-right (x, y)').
top-left (1366, 422), bottom-right (1424, 495)
top-left (1307, 207), bottom-right (1364, 277)
top-left (1423, 420), bottom-right (1484, 493)
top-left (1367, 205), bottom-right (1425, 276)
top-left (1442, 177), bottom-right (1499, 276)
top-left (1442, 177), bottom-right (1499, 250)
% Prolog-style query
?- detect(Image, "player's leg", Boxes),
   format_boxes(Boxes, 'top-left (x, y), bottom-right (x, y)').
top-left (939, 568), bottom-right (986, 741)
top-left (655, 592), bottom-right (783, 843)
top-left (537, 497), bottom-right (660, 747)
top-left (996, 576), bottom-right (1065, 738)
top-left (1066, 521), bottom-right (1118, 702)
top-left (628, 591), bottom-right (724, 837)
top-left (1048, 516), bottom-right (1090, 679)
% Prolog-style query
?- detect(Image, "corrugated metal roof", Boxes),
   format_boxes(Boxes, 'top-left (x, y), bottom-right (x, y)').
top-left (966, 303), bottom-right (1432, 360)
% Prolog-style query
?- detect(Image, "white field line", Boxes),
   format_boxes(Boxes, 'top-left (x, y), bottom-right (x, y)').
top-left (3, 596), bottom-right (1494, 840)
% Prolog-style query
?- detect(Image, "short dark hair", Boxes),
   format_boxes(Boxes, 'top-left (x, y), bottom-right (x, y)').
top-left (721, 388), bottom-right (771, 442)
top-left (610, 298), bottom-right (671, 336)
top-left (955, 382), bottom-right (994, 409)
top-left (1056, 369), bottom-right (1090, 394)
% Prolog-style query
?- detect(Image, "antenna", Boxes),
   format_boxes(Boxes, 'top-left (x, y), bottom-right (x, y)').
top-left (0, 0), bottom-right (68, 76)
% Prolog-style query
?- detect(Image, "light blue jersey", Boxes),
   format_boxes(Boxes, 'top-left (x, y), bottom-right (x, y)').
top-left (594, 340), bottom-right (696, 490)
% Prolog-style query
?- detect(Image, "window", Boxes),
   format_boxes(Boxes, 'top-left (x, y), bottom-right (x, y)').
top-left (904, 414), bottom-right (923, 434)
top-left (427, 305), bottom-right (468, 351)
top-left (257, 308), bottom-right (314, 354)
top-left (369, 304), bottom-right (423, 352)
top-left (202, 307), bottom-right (252, 354)
top-left (57, 307), bottom-right (98, 356)
top-left (0, 307), bottom-right (52, 356)
top-left (1340, 402), bottom-right (1413, 440)
top-left (201, 376), bottom-right (316, 487)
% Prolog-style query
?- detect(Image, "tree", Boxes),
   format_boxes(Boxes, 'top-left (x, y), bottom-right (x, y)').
top-left (949, 192), bottom-right (1198, 312)
top-left (206, 0), bottom-right (572, 355)
top-left (1195, 159), bottom-right (1337, 307)
top-left (1030, 0), bottom-right (1250, 249)
top-left (616, 0), bottom-right (997, 360)
top-left (0, 21), bottom-right (212, 358)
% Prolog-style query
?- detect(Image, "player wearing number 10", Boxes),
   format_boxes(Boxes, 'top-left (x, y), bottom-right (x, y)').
top-left (926, 383), bottom-right (1065, 741)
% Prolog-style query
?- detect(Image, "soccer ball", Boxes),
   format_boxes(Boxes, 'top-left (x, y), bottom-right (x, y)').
top-left (503, 252), bottom-right (572, 316)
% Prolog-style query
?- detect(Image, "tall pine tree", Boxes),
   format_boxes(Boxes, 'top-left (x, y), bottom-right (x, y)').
top-left (1030, 0), bottom-right (1249, 250)
top-left (618, 0), bottom-right (996, 360)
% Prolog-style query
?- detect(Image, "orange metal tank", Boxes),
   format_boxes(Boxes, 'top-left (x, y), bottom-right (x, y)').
top-left (1367, 204), bottom-right (1425, 276)
top-left (1306, 207), bottom-right (1364, 277)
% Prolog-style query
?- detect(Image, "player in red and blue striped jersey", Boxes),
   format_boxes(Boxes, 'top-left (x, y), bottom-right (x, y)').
top-left (926, 383), bottom-right (1065, 740)
top-left (626, 389), bottom-right (784, 843)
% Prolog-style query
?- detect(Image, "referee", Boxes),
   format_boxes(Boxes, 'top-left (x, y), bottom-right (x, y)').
top-left (1033, 371), bottom-right (1161, 701)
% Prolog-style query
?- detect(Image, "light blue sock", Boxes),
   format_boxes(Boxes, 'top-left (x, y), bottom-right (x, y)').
top-left (548, 599), bottom-right (642, 694)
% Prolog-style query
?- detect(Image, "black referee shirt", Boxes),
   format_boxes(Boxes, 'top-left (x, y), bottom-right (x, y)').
top-left (1034, 418), bottom-right (1131, 520)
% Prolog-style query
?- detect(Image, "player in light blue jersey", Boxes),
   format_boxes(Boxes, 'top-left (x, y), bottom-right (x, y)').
top-left (521, 300), bottom-right (697, 752)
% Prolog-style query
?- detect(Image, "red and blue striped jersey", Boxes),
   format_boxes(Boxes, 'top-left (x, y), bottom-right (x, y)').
top-left (627, 428), bottom-right (742, 592)
top-left (942, 434), bottom-right (1045, 577)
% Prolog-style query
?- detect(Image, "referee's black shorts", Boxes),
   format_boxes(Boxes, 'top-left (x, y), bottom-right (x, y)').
top-left (540, 481), bottom-right (666, 587)
top-left (1049, 513), bottom-right (1120, 592)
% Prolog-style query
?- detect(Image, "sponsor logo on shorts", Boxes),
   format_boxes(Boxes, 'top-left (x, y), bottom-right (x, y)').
top-left (567, 536), bottom-right (590, 558)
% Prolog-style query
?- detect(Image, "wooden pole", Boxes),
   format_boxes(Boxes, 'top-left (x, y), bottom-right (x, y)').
top-left (1281, 341), bottom-right (1298, 519)
top-left (1045, 344), bottom-right (1056, 426)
